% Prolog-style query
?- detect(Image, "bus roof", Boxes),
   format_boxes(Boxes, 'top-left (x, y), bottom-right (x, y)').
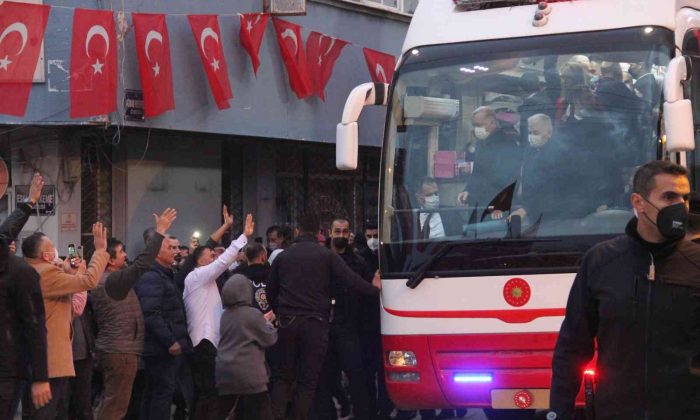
top-left (402, 0), bottom-right (696, 56)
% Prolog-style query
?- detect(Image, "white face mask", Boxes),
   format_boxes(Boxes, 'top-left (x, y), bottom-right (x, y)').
top-left (424, 195), bottom-right (440, 209)
top-left (474, 126), bottom-right (489, 140)
top-left (528, 134), bottom-right (548, 147)
top-left (367, 238), bottom-right (379, 251)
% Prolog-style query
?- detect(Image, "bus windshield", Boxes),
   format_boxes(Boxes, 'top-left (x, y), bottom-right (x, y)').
top-left (381, 27), bottom-right (673, 275)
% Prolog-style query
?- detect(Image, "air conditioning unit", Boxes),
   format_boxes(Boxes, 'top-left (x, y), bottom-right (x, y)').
top-left (404, 96), bottom-right (460, 121)
top-left (453, 0), bottom-right (538, 10)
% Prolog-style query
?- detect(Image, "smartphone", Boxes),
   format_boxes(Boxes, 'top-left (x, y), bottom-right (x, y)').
top-left (68, 244), bottom-right (78, 268)
top-left (77, 245), bottom-right (84, 260)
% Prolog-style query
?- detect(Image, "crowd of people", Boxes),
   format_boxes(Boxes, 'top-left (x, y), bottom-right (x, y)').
top-left (0, 172), bottom-right (397, 420)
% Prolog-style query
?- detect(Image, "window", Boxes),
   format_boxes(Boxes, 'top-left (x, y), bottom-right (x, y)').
top-left (380, 27), bottom-right (673, 275)
top-left (352, 0), bottom-right (418, 14)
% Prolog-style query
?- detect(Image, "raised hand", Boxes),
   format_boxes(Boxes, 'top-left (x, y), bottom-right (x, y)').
top-left (223, 205), bottom-right (233, 228)
top-left (154, 208), bottom-right (177, 235)
top-left (243, 213), bottom-right (255, 237)
top-left (28, 172), bottom-right (44, 204)
top-left (92, 222), bottom-right (108, 252)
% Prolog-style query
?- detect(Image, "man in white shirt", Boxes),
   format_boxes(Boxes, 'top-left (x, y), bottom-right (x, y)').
top-left (416, 177), bottom-right (446, 239)
top-left (183, 213), bottom-right (255, 420)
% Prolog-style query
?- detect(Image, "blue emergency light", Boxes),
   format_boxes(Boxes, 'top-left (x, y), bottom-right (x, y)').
top-left (453, 373), bottom-right (493, 383)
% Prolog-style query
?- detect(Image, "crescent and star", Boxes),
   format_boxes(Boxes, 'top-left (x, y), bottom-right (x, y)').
top-left (0, 22), bottom-right (29, 71)
top-left (144, 30), bottom-right (163, 77)
top-left (281, 28), bottom-right (298, 57)
top-left (199, 27), bottom-right (221, 71)
top-left (316, 35), bottom-right (336, 66)
top-left (376, 64), bottom-right (387, 83)
top-left (85, 25), bottom-right (110, 75)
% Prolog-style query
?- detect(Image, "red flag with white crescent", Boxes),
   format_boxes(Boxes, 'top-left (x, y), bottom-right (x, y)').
top-left (239, 13), bottom-right (268, 77)
top-left (363, 47), bottom-right (396, 84)
top-left (188, 14), bottom-right (233, 110)
top-left (0, 1), bottom-right (50, 117)
top-left (272, 18), bottom-right (312, 99)
top-left (133, 13), bottom-right (175, 118)
top-left (70, 8), bottom-right (118, 118)
top-left (306, 32), bottom-right (347, 101)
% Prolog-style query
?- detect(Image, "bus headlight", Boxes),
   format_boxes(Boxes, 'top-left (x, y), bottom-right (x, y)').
top-left (387, 351), bottom-right (417, 367)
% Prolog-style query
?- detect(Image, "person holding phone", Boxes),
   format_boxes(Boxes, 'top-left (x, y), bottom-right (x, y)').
top-left (23, 221), bottom-right (110, 420)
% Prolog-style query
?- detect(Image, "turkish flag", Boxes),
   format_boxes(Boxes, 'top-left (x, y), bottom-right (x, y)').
top-left (306, 32), bottom-right (347, 101)
top-left (239, 13), bottom-right (268, 77)
top-left (188, 15), bottom-right (233, 110)
top-left (70, 9), bottom-right (118, 118)
top-left (363, 48), bottom-right (396, 84)
top-left (0, 1), bottom-right (50, 117)
top-left (272, 18), bottom-right (311, 99)
top-left (132, 13), bottom-right (175, 118)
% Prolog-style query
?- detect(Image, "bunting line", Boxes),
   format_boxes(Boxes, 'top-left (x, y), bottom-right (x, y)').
top-left (0, 1), bottom-right (398, 118)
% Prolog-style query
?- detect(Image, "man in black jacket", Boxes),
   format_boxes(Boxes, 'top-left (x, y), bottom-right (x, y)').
top-left (550, 160), bottom-right (700, 419)
top-left (311, 218), bottom-right (376, 420)
top-left (134, 234), bottom-right (192, 420)
top-left (0, 173), bottom-right (51, 417)
top-left (267, 213), bottom-right (381, 420)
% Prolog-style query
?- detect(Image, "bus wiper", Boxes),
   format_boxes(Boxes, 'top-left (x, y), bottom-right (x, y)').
top-left (405, 238), bottom-right (560, 289)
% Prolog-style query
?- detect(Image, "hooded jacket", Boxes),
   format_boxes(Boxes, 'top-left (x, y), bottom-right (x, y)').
top-left (216, 274), bottom-right (277, 395)
top-left (550, 219), bottom-right (700, 419)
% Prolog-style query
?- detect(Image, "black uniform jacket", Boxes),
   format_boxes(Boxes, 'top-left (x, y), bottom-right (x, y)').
top-left (550, 219), bottom-right (700, 420)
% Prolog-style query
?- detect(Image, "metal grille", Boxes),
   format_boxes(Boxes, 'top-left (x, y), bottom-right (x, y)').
top-left (81, 133), bottom-right (112, 250)
top-left (273, 141), bottom-right (380, 234)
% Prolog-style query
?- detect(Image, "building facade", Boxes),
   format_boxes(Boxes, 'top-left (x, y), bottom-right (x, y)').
top-left (0, 0), bottom-right (410, 253)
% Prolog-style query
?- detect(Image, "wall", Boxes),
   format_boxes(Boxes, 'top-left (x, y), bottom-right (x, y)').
top-left (0, 0), bottom-right (409, 147)
top-left (8, 129), bottom-right (83, 255)
top-left (119, 131), bottom-right (223, 257)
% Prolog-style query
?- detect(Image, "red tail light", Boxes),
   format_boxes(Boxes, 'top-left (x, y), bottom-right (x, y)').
top-left (583, 368), bottom-right (596, 377)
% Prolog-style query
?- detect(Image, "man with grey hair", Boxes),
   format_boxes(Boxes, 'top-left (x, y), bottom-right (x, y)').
top-left (458, 106), bottom-right (521, 214)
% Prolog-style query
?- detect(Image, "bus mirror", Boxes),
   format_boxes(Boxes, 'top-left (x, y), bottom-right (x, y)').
top-left (663, 55), bottom-right (695, 152)
top-left (336, 122), bottom-right (358, 170)
top-left (664, 101), bottom-right (695, 152)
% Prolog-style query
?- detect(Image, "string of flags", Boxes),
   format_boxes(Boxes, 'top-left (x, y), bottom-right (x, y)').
top-left (0, 1), bottom-right (398, 118)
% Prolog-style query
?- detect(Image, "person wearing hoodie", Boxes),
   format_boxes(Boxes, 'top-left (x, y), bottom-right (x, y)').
top-left (216, 274), bottom-right (277, 420)
top-left (550, 160), bottom-right (700, 419)
top-left (230, 243), bottom-right (272, 319)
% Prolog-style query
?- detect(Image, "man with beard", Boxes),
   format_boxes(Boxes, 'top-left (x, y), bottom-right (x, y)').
top-left (311, 218), bottom-right (376, 420)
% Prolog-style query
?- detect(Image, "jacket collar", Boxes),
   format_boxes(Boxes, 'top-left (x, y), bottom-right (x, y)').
top-left (625, 218), bottom-right (678, 259)
top-left (151, 262), bottom-right (173, 277)
top-left (294, 234), bottom-right (318, 244)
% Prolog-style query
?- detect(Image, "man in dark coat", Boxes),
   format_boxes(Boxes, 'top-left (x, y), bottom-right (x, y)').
top-left (267, 213), bottom-right (381, 420)
top-left (550, 160), bottom-right (700, 419)
top-left (134, 235), bottom-right (193, 420)
top-left (0, 173), bottom-right (51, 417)
top-left (459, 106), bottom-right (521, 210)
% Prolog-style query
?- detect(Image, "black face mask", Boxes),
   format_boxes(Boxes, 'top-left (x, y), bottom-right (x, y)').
top-left (332, 237), bottom-right (349, 250)
top-left (642, 199), bottom-right (687, 241)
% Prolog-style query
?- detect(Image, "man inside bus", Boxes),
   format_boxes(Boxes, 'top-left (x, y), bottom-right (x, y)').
top-left (416, 178), bottom-right (462, 240)
top-left (550, 160), bottom-right (700, 419)
top-left (457, 106), bottom-right (520, 211)
top-left (505, 113), bottom-right (556, 223)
